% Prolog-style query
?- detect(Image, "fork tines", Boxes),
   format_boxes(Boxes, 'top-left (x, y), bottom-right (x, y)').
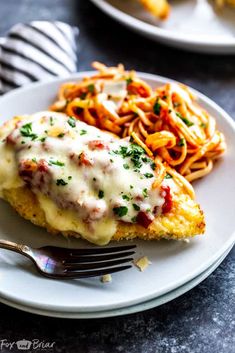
top-left (62, 245), bottom-right (136, 278)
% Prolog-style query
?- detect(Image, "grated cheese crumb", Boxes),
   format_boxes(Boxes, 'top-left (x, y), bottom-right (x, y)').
top-left (134, 256), bottom-right (151, 272)
top-left (101, 274), bottom-right (112, 283)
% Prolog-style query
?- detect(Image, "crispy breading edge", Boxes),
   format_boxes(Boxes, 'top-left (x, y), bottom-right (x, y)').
top-left (2, 186), bottom-right (205, 242)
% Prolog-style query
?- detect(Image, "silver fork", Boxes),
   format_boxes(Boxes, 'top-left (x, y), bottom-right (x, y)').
top-left (0, 240), bottom-right (136, 279)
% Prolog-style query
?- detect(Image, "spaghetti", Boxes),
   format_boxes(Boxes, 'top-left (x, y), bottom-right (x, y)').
top-left (50, 62), bottom-right (226, 189)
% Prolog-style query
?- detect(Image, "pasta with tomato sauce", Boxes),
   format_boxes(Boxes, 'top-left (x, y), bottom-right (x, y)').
top-left (50, 62), bottom-right (226, 188)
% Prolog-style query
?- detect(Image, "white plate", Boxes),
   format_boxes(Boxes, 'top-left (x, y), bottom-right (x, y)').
top-left (0, 72), bottom-right (234, 315)
top-left (90, 0), bottom-right (235, 54)
top-left (0, 245), bottom-right (232, 318)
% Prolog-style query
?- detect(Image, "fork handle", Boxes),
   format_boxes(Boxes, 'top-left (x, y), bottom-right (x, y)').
top-left (0, 239), bottom-right (30, 255)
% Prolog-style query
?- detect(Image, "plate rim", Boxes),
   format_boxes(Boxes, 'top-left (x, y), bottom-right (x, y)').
top-left (0, 244), bottom-right (233, 318)
top-left (0, 71), bottom-right (235, 313)
top-left (90, 0), bottom-right (235, 49)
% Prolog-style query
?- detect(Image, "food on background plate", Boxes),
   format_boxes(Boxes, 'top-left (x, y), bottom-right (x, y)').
top-left (215, 0), bottom-right (235, 8)
top-left (51, 62), bottom-right (226, 183)
top-left (138, 0), bottom-right (235, 20)
top-left (139, 0), bottom-right (170, 20)
top-left (0, 112), bottom-right (205, 246)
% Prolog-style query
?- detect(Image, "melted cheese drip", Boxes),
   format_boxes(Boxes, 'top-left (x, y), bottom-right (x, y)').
top-left (0, 112), bottom-right (165, 245)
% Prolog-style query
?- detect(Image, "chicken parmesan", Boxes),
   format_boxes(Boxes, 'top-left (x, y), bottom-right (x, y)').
top-left (0, 112), bottom-right (205, 245)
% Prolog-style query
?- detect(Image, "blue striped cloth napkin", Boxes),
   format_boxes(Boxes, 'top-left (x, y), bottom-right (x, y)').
top-left (0, 21), bottom-right (79, 94)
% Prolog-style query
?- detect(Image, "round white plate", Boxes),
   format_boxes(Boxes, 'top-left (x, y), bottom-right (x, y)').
top-left (0, 72), bottom-right (234, 315)
top-left (90, 0), bottom-right (235, 54)
top-left (0, 245), bottom-right (232, 318)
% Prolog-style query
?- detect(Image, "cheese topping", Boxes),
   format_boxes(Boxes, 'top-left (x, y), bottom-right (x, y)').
top-left (0, 111), bottom-right (168, 245)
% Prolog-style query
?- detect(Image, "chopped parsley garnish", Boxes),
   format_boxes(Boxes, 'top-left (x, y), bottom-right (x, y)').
top-left (165, 173), bottom-right (173, 179)
top-left (49, 160), bottom-right (65, 167)
top-left (144, 173), bottom-right (154, 178)
top-left (176, 112), bottom-right (194, 127)
top-left (133, 203), bottom-right (140, 211)
top-left (113, 143), bottom-right (155, 173)
top-left (113, 206), bottom-right (128, 217)
top-left (49, 117), bottom-right (54, 126)
top-left (58, 133), bottom-right (65, 138)
top-left (80, 129), bottom-right (87, 135)
top-left (122, 194), bottom-right (130, 201)
top-left (40, 137), bottom-right (46, 142)
top-left (146, 208), bottom-right (151, 213)
top-left (153, 100), bottom-right (161, 115)
top-left (126, 77), bottom-right (133, 85)
top-left (142, 188), bottom-right (148, 198)
top-left (87, 84), bottom-right (95, 93)
top-left (80, 92), bottom-right (87, 100)
top-left (21, 141), bottom-right (26, 144)
top-left (20, 123), bottom-right (37, 140)
top-left (168, 109), bottom-right (172, 113)
top-left (151, 162), bottom-right (156, 170)
top-left (130, 185), bottom-right (133, 189)
top-left (56, 179), bottom-right (68, 186)
top-left (131, 216), bottom-right (137, 223)
top-left (178, 138), bottom-right (185, 147)
top-left (200, 123), bottom-right (207, 128)
top-left (32, 158), bottom-right (37, 163)
top-left (68, 176), bottom-right (72, 180)
top-left (110, 159), bottom-right (114, 163)
top-left (98, 190), bottom-right (104, 199)
top-left (67, 117), bottom-right (76, 128)
top-left (113, 145), bottom-right (128, 157)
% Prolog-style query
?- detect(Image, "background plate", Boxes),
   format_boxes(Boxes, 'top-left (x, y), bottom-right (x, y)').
top-left (0, 72), bottom-right (234, 314)
top-left (90, 0), bottom-right (235, 54)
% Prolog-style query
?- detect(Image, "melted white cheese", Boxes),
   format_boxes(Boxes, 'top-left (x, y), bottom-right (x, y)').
top-left (0, 111), bottom-right (165, 245)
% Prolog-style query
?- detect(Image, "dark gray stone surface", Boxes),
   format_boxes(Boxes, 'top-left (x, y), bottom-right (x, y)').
top-left (0, 1), bottom-right (234, 352)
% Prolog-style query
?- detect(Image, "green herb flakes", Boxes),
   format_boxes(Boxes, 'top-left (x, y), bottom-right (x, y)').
top-left (133, 203), bottom-right (140, 211)
top-left (165, 173), bottom-right (173, 179)
top-left (56, 179), bottom-right (68, 186)
top-left (87, 84), bottom-right (95, 93)
top-left (67, 117), bottom-right (76, 128)
top-left (20, 123), bottom-right (37, 140)
top-left (49, 160), bottom-right (65, 167)
top-left (144, 173), bottom-right (154, 179)
top-left (142, 188), bottom-right (148, 198)
top-left (98, 190), bottom-right (104, 199)
top-left (57, 133), bottom-right (65, 138)
top-left (153, 100), bottom-right (161, 115)
top-left (49, 117), bottom-right (54, 126)
top-left (80, 129), bottom-right (87, 136)
top-left (126, 77), bottom-right (133, 85)
top-left (178, 138), bottom-right (185, 147)
top-left (176, 112), bottom-right (194, 127)
top-left (113, 206), bottom-right (128, 217)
